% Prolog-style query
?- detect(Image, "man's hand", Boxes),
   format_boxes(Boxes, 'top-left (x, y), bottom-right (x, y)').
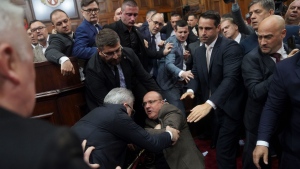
top-left (187, 103), bottom-right (212, 122)
top-left (144, 39), bottom-right (149, 48)
top-left (288, 48), bottom-right (299, 57)
top-left (166, 126), bottom-right (180, 143)
top-left (180, 92), bottom-right (195, 100)
top-left (253, 145), bottom-right (269, 169)
top-left (183, 50), bottom-right (190, 60)
top-left (158, 40), bottom-right (165, 47)
top-left (163, 42), bottom-right (173, 55)
top-left (181, 70), bottom-right (194, 83)
top-left (61, 60), bottom-right (75, 76)
top-left (82, 140), bottom-right (100, 169)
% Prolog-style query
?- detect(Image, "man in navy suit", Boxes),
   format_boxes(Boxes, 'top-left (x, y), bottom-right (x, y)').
top-left (242, 15), bottom-right (288, 169)
top-left (156, 20), bottom-right (194, 115)
top-left (72, 0), bottom-right (101, 60)
top-left (253, 46), bottom-right (300, 169)
top-left (181, 10), bottom-right (245, 169)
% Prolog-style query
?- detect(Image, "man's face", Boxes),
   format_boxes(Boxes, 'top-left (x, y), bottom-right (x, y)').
top-left (249, 3), bottom-right (273, 31)
top-left (148, 14), bottom-right (164, 35)
top-left (258, 23), bottom-right (286, 55)
top-left (52, 12), bottom-right (72, 34)
top-left (121, 6), bottom-right (139, 27)
top-left (187, 15), bottom-right (198, 27)
top-left (170, 16), bottom-right (181, 29)
top-left (27, 28), bottom-right (38, 45)
top-left (198, 17), bottom-right (220, 45)
top-left (30, 21), bottom-right (48, 43)
top-left (98, 42), bottom-right (122, 66)
top-left (175, 26), bottom-right (189, 42)
top-left (81, 1), bottom-right (99, 24)
top-left (143, 92), bottom-right (164, 120)
top-left (114, 8), bottom-right (122, 21)
top-left (221, 20), bottom-right (238, 39)
top-left (285, 1), bottom-right (300, 25)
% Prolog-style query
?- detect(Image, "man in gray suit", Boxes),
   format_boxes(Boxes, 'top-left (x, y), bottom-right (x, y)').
top-left (156, 20), bottom-right (194, 115)
top-left (45, 9), bottom-right (75, 76)
top-left (144, 91), bottom-right (204, 169)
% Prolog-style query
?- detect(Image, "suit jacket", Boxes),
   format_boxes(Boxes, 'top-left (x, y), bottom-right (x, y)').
top-left (187, 39), bottom-right (201, 70)
top-left (0, 107), bottom-right (89, 169)
top-left (242, 47), bottom-right (277, 134)
top-left (156, 35), bottom-right (184, 90)
top-left (72, 19), bottom-right (100, 59)
top-left (188, 36), bottom-right (245, 120)
top-left (103, 20), bottom-right (165, 72)
top-left (71, 104), bottom-right (172, 169)
top-left (160, 22), bottom-right (198, 45)
top-left (85, 47), bottom-right (160, 111)
top-left (145, 104), bottom-right (204, 169)
top-left (45, 33), bottom-right (73, 64)
top-left (257, 52), bottom-right (300, 156)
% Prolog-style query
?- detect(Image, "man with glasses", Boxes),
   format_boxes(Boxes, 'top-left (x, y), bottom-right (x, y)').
top-left (29, 20), bottom-right (48, 62)
top-left (140, 12), bottom-right (167, 79)
top-left (72, 0), bottom-right (101, 60)
top-left (45, 9), bottom-right (75, 76)
top-left (26, 28), bottom-right (38, 48)
top-left (84, 28), bottom-right (160, 122)
top-left (72, 88), bottom-right (180, 169)
top-left (143, 91), bottom-right (204, 169)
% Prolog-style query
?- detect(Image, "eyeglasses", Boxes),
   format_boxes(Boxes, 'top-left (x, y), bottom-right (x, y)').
top-left (152, 20), bottom-right (164, 27)
top-left (142, 99), bottom-right (161, 107)
top-left (126, 104), bottom-right (136, 116)
top-left (82, 8), bottom-right (100, 14)
top-left (31, 26), bottom-right (46, 33)
top-left (100, 46), bottom-right (123, 58)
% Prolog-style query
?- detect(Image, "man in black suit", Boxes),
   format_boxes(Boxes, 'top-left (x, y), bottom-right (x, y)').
top-left (72, 88), bottom-right (180, 169)
top-left (242, 15), bottom-right (288, 169)
top-left (221, 13), bottom-right (247, 43)
top-left (0, 1), bottom-right (95, 169)
top-left (187, 14), bottom-right (198, 36)
top-left (253, 44), bottom-right (300, 169)
top-left (85, 28), bottom-right (160, 126)
top-left (103, 0), bottom-right (170, 72)
top-left (45, 9), bottom-right (75, 76)
top-left (181, 10), bottom-right (245, 169)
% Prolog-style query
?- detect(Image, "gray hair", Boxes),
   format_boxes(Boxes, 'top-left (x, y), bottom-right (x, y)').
top-left (248, 0), bottom-right (275, 11)
top-left (104, 88), bottom-right (135, 105)
top-left (0, 0), bottom-right (28, 60)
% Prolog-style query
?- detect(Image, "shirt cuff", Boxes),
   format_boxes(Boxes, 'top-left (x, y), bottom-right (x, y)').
top-left (166, 130), bottom-right (173, 140)
top-left (206, 100), bottom-right (217, 109)
top-left (187, 89), bottom-right (194, 93)
top-left (256, 140), bottom-right (269, 147)
top-left (59, 56), bottom-right (70, 65)
top-left (178, 70), bottom-right (184, 81)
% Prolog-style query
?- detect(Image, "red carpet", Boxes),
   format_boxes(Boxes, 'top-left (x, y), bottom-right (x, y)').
top-left (194, 138), bottom-right (279, 169)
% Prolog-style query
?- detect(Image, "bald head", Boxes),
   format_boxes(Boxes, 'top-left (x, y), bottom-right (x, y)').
top-left (258, 15), bottom-right (286, 54)
top-left (285, 0), bottom-right (300, 25)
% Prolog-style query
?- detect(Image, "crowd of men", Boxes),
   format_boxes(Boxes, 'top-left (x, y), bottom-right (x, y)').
top-left (2, 0), bottom-right (300, 168)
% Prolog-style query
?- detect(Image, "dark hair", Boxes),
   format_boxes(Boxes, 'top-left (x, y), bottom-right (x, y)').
top-left (122, 0), bottom-right (138, 10)
top-left (171, 12), bottom-right (182, 18)
top-left (29, 20), bottom-right (43, 28)
top-left (81, 0), bottom-right (99, 8)
top-left (187, 14), bottom-right (197, 19)
top-left (96, 28), bottom-right (120, 51)
top-left (50, 9), bottom-right (68, 24)
top-left (175, 20), bottom-right (188, 30)
top-left (199, 10), bottom-right (220, 27)
top-left (248, 0), bottom-right (275, 11)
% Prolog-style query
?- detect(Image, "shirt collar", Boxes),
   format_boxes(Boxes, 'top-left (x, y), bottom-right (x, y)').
top-left (205, 36), bottom-right (217, 49)
top-left (234, 33), bottom-right (242, 43)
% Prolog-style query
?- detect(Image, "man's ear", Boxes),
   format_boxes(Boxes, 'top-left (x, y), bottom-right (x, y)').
top-left (0, 43), bottom-right (21, 85)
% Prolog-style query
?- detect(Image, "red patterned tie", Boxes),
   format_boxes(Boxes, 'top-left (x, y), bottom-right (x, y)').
top-left (271, 53), bottom-right (281, 63)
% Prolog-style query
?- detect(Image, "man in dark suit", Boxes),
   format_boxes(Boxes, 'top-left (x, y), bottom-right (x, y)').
top-left (144, 91), bottom-right (204, 169)
top-left (85, 28), bottom-right (160, 126)
top-left (221, 13), bottom-right (247, 43)
top-left (0, 1), bottom-right (95, 169)
top-left (181, 10), bottom-right (245, 169)
top-left (72, 0), bottom-right (101, 59)
top-left (187, 14), bottom-right (198, 36)
top-left (242, 15), bottom-right (288, 169)
top-left (156, 20), bottom-right (194, 115)
top-left (253, 45), bottom-right (300, 169)
top-left (45, 9), bottom-right (75, 76)
top-left (72, 88), bottom-right (180, 169)
top-left (103, 0), bottom-right (170, 72)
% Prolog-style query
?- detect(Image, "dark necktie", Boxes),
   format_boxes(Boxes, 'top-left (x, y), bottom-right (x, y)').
top-left (114, 65), bottom-right (126, 88)
top-left (271, 53), bottom-right (281, 63)
top-left (95, 24), bottom-right (100, 33)
top-left (150, 35), bottom-right (156, 51)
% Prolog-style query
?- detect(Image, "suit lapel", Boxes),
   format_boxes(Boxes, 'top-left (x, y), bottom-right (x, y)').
top-left (260, 50), bottom-right (276, 73)
top-left (296, 54), bottom-right (300, 79)
top-left (99, 58), bottom-right (118, 87)
top-left (119, 53), bottom-right (131, 88)
top-left (198, 46), bottom-right (209, 84)
top-left (208, 36), bottom-right (221, 72)
top-left (85, 19), bottom-right (98, 35)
